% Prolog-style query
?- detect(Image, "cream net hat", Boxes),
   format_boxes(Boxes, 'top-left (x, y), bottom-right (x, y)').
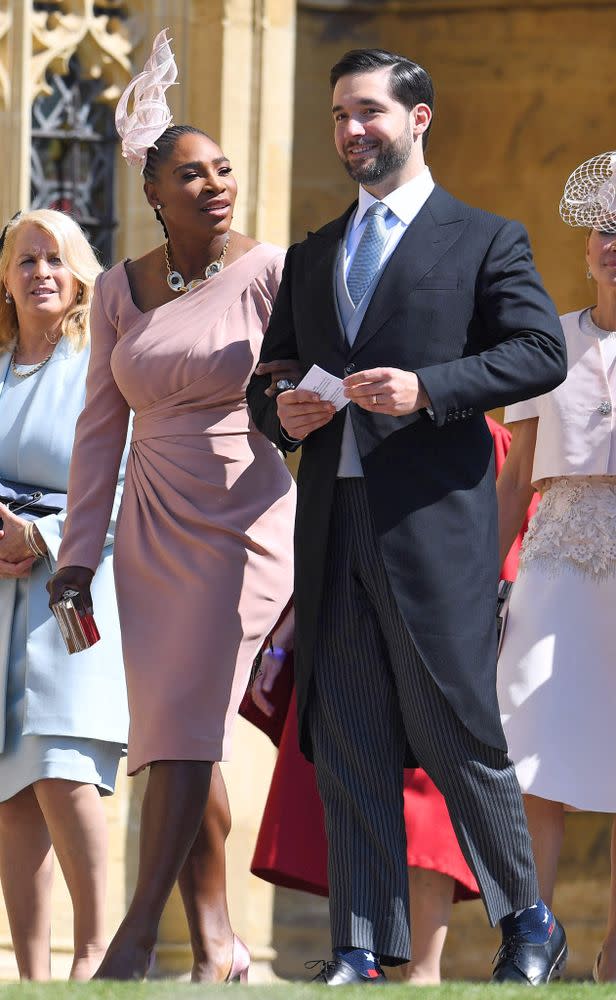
top-left (559, 151), bottom-right (616, 234)
top-left (115, 28), bottom-right (178, 173)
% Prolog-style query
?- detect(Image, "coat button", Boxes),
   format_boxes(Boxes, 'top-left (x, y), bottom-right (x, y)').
top-left (344, 363), bottom-right (355, 375)
top-left (599, 400), bottom-right (612, 415)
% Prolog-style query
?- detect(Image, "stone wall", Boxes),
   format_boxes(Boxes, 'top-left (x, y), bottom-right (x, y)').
top-left (291, 0), bottom-right (616, 316)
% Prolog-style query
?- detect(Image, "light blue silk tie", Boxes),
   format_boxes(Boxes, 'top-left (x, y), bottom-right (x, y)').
top-left (346, 201), bottom-right (390, 306)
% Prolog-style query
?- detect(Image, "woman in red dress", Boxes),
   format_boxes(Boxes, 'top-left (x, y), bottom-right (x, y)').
top-left (246, 415), bottom-right (537, 983)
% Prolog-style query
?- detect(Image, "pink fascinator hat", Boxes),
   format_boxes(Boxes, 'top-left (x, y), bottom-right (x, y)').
top-left (115, 28), bottom-right (178, 173)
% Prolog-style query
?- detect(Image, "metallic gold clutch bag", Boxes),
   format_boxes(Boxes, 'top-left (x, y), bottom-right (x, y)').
top-left (51, 589), bottom-right (101, 654)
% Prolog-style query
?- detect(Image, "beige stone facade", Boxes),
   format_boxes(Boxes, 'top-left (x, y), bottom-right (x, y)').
top-left (292, 0), bottom-right (616, 317)
top-left (0, 0), bottom-right (613, 981)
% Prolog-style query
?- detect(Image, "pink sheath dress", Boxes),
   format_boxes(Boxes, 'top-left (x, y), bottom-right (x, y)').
top-left (58, 244), bottom-right (296, 774)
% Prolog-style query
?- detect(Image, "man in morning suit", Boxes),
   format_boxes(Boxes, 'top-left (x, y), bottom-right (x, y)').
top-left (247, 49), bottom-right (568, 986)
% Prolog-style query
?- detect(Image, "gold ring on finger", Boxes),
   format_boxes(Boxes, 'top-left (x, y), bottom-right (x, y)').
top-left (371, 394), bottom-right (378, 406)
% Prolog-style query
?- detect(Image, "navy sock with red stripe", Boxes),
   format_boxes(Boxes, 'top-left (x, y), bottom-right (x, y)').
top-left (334, 947), bottom-right (383, 979)
top-left (500, 899), bottom-right (554, 944)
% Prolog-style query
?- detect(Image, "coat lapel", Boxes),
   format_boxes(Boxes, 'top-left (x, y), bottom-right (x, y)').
top-left (305, 206), bottom-right (355, 351)
top-left (18, 338), bottom-right (74, 455)
top-left (349, 186), bottom-right (468, 357)
top-left (0, 350), bottom-right (10, 397)
top-left (0, 349), bottom-right (18, 753)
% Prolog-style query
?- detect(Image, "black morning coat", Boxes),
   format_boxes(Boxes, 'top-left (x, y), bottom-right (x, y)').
top-left (246, 184), bottom-right (567, 764)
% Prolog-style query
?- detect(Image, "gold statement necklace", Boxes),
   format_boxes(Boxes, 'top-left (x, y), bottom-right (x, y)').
top-left (165, 237), bottom-right (230, 294)
top-left (11, 342), bottom-right (56, 379)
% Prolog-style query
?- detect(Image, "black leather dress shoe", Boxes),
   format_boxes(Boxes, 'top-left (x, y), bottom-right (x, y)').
top-left (308, 957), bottom-right (386, 986)
top-left (492, 917), bottom-right (568, 984)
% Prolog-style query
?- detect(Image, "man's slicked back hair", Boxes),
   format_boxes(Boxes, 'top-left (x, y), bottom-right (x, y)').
top-left (330, 48), bottom-right (434, 149)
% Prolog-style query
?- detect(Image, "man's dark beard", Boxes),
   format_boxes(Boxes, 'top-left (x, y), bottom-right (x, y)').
top-left (342, 127), bottom-right (413, 184)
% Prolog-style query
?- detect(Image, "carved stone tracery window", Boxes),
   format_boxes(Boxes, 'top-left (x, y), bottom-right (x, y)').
top-left (31, 54), bottom-right (118, 265)
top-left (29, 1), bottom-right (139, 266)
top-left (32, 1), bottom-right (136, 104)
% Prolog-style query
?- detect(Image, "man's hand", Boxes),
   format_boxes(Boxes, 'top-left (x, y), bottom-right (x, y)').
top-left (255, 359), bottom-right (304, 398)
top-left (251, 648), bottom-right (288, 717)
top-left (0, 503), bottom-right (33, 563)
top-left (343, 367), bottom-right (431, 416)
top-left (277, 389), bottom-right (336, 441)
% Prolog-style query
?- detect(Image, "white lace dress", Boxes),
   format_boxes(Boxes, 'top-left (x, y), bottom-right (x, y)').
top-left (498, 309), bottom-right (616, 811)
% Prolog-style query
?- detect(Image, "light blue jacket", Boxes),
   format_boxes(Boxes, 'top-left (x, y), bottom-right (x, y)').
top-left (0, 339), bottom-right (129, 747)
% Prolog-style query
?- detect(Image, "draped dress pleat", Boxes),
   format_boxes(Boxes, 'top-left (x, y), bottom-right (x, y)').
top-left (58, 244), bottom-right (295, 774)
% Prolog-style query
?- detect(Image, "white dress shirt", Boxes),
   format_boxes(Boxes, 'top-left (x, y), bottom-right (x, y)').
top-left (344, 168), bottom-right (435, 283)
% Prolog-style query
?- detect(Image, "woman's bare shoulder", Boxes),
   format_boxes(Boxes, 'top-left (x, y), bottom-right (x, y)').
top-left (124, 246), bottom-right (165, 284)
top-left (123, 247), bottom-right (168, 312)
top-left (225, 231), bottom-right (259, 266)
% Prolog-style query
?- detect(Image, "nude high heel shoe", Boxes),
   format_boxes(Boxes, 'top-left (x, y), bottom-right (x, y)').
top-left (225, 935), bottom-right (250, 983)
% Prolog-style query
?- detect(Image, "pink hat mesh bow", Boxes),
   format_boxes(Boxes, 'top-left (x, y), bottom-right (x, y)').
top-left (115, 28), bottom-right (178, 173)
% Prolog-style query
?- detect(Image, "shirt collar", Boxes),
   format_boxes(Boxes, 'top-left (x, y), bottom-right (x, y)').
top-left (352, 168), bottom-right (435, 229)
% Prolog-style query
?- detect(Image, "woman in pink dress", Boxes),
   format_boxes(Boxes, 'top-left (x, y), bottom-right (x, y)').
top-left (48, 32), bottom-right (295, 982)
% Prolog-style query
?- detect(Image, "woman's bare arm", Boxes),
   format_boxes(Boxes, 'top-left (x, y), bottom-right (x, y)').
top-left (496, 417), bottom-right (539, 571)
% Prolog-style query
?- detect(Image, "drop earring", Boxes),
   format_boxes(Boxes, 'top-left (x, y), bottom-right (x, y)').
top-left (4, 289), bottom-right (12, 303)
top-left (586, 265), bottom-right (593, 280)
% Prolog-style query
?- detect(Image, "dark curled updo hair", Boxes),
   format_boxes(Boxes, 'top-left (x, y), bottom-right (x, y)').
top-left (143, 124), bottom-right (211, 238)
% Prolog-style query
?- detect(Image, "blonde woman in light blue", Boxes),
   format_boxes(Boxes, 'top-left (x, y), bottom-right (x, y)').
top-left (0, 210), bottom-right (128, 980)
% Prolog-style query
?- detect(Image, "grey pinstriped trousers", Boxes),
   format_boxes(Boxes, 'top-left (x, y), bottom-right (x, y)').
top-left (309, 479), bottom-right (539, 966)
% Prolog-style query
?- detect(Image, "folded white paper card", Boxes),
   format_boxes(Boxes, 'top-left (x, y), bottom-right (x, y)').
top-left (296, 364), bottom-right (350, 411)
